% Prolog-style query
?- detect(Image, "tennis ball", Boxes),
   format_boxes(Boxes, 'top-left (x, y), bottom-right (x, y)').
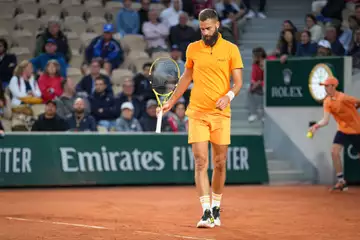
top-left (306, 131), bottom-right (313, 138)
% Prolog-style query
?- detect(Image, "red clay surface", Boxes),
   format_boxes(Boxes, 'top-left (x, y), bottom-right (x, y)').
top-left (0, 185), bottom-right (359, 240)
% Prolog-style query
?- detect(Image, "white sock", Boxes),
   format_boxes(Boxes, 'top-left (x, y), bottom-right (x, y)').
top-left (199, 195), bottom-right (210, 212)
top-left (211, 192), bottom-right (222, 208)
top-left (336, 172), bottom-right (345, 182)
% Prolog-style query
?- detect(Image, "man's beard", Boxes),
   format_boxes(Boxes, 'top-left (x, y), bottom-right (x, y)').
top-left (202, 29), bottom-right (219, 47)
top-left (75, 109), bottom-right (85, 115)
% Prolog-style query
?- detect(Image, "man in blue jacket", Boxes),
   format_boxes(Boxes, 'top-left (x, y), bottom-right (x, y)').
top-left (85, 24), bottom-right (124, 75)
top-left (30, 39), bottom-right (68, 77)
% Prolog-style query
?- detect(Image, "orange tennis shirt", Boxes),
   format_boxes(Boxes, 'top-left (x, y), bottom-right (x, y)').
top-left (324, 91), bottom-right (360, 134)
top-left (184, 34), bottom-right (243, 118)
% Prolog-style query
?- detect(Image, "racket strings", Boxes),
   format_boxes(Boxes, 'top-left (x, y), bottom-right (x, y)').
top-left (150, 60), bottom-right (179, 95)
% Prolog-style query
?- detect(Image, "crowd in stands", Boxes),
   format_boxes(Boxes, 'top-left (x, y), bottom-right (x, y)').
top-left (247, 0), bottom-right (360, 122)
top-left (0, 0), bottom-right (260, 133)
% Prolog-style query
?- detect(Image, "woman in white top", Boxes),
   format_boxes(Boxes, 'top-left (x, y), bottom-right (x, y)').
top-left (9, 60), bottom-right (41, 106)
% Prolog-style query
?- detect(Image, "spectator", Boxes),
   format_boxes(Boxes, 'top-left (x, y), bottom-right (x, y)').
top-left (116, 78), bottom-right (143, 119)
top-left (54, 78), bottom-right (91, 119)
top-left (348, 28), bottom-right (360, 69)
top-left (316, 39), bottom-right (333, 56)
top-left (31, 100), bottom-right (69, 131)
top-left (215, 0), bottom-right (246, 42)
top-left (85, 24), bottom-right (124, 75)
top-left (305, 13), bottom-right (324, 43)
top-left (0, 86), bottom-right (11, 120)
top-left (139, 99), bottom-right (158, 131)
top-left (115, 102), bottom-right (142, 132)
top-left (34, 17), bottom-right (71, 63)
top-left (138, 0), bottom-right (150, 34)
top-left (279, 30), bottom-right (297, 63)
top-left (0, 119), bottom-right (3, 134)
top-left (38, 60), bottom-right (64, 103)
top-left (248, 47), bottom-right (265, 122)
top-left (324, 25), bottom-right (345, 56)
top-left (244, 0), bottom-right (266, 19)
top-left (339, 15), bottom-right (359, 53)
top-left (89, 77), bottom-right (118, 131)
top-left (143, 10), bottom-right (170, 54)
top-left (355, 5), bottom-right (360, 25)
top-left (133, 62), bottom-right (154, 102)
top-left (9, 60), bottom-right (42, 106)
top-left (160, 0), bottom-right (184, 28)
top-left (318, 0), bottom-right (345, 27)
top-left (312, 0), bottom-right (327, 14)
top-left (165, 102), bottom-right (188, 132)
top-left (30, 39), bottom-right (68, 77)
top-left (170, 44), bottom-right (185, 75)
top-left (169, 12), bottom-right (197, 61)
top-left (274, 20), bottom-right (300, 55)
top-left (116, 0), bottom-right (140, 37)
top-left (67, 98), bottom-right (97, 132)
top-left (77, 59), bottom-right (113, 96)
top-left (0, 38), bottom-right (17, 89)
top-left (191, 0), bottom-right (214, 20)
top-left (296, 30), bottom-right (318, 57)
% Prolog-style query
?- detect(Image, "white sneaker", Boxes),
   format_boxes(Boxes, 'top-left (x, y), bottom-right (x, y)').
top-left (212, 206), bottom-right (221, 226)
top-left (196, 209), bottom-right (215, 228)
top-left (257, 12), bottom-right (267, 19)
top-left (248, 114), bottom-right (258, 122)
top-left (245, 10), bottom-right (255, 19)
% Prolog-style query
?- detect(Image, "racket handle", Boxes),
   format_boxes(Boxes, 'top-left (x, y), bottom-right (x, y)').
top-left (156, 109), bottom-right (163, 133)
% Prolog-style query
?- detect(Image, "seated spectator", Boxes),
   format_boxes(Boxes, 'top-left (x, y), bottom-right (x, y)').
top-left (324, 25), bottom-right (345, 56)
top-left (164, 102), bottom-right (188, 132)
top-left (248, 47), bottom-right (265, 122)
top-left (0, 86), bottom-right (11, 120)
top-left (169, 12), bottom-right (197, 61)
top-left (0, 119), bottom-right (3, 134)
top-left (116, 78), bottom-right (143, 119)
top-left (305, 13), bottom-right (324, 43)
top-left (318, 0), bottom-right (345, 27)
top-left (30, 39), bottom-right (68, 77)
top-left (38, 60), bottom-right (64, 103)
top-left (116, 0), bottom-right (140, 37)
top-left (67, 98), bottom-right (97, 132)
top-left (0, 38), bottom-right (17, 89)
top-left (115, 102), bottom-right (142, 132)
top-left (9, 60), bottom-right (42, 106)
top-left (191, 0), bottom-right (214, 20)
top-left (77, 59), bottom-right (113, 96)
top-left (339, 15), bottom-right (359, 53)
top-left (274, 20), bottom-right (300, 55)
top-left (139, 99), bottom-right (158, 132)
top-left (143, 10), bottom-right (170, 54)
top-left (316, 39), bottom-right (333, 56)
top-left (31, 100), bottom-right (69, 131)
top-left (348, 28), bottom-right (360, 69)
top-left (279, 30), bottom-right (297, 63)
top-left (170, 45), bottom-right (185, 75)
top-left (138, 0), bottom-right (150, 34)
top-left (296, 30), bottom-right (318, 57)
top-left (215, 0), bottom-right (246, 42)
top-left (89, 77), bottom-right (118, 131)
top-left (133, 62), bottom-right (154, 102)
top-left (34, 17), bottom-right (71, 63)
top-left (85, 24), bottom-right (124, 75)
top-left (55, 78), bottom-right (91, 119)
top-left (160, 0), bottom-right (184, 27)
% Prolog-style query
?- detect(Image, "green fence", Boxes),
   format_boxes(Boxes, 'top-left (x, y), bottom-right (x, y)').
top-left (265, 57), bottom-right (344, 107)
top-left (344, 144), bottom-right (360, 184)
top-left (0, 134), bottom-right (269, 187)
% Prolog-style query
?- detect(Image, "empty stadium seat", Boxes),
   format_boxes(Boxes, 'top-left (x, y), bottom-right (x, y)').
top-left (70, 49), bottom-right (83, 68)
top-left (67, 67), bottom-right (83, 85)
top-left (0, 1), bottom-right (15, 18)
top-left (16, 0), bottom-right (38, 16)
top-left (121, 34), bottom-right (147, 53)
top-left (64, 16), bottom-right (87, 35)
top-left (111, 69), bottom-right (133, 95)
top-left (84, 0), bottom-right (105, 18)
top-left (9, 47), bottom-right (31, 63)
top-left (87, 16), bottom-right (107, 35)
top-left (152, 51), bottom-right (171, 60)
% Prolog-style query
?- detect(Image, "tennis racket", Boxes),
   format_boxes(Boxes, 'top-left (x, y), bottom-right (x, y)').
top-left (149, 57), bottom-right (180, 133)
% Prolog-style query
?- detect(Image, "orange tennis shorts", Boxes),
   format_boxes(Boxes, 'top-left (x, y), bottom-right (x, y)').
top-left (188, 113), bottom-right (231, 145)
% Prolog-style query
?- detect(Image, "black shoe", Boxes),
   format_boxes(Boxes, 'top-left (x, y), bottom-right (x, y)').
top-left (212, 206), bottom-right (221, 226)
top-left (196, 209), bottom-right (215, 228)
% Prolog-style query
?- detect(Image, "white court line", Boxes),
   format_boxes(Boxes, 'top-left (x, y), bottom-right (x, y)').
top-left (135, 230), bottom-right (216, 240)
top-left (5, 217), bottom-right (110, 230)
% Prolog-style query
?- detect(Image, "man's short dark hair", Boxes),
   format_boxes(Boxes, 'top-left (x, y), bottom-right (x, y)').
top-left (95, 76), bottom-right (106, 84)
top-left (199, 8), bottom-right (219, 22)
top-left (143, 62), bottom-right (152, 70)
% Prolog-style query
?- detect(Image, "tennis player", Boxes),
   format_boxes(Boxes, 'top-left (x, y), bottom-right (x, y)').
top-left (161, 9), bottom-right (243, 228)
top-left (309, 77), bottom-right (360, 191)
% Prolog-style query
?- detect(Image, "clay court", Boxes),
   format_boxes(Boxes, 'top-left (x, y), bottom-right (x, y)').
top-left (0, 185), bottom-right (359, 240)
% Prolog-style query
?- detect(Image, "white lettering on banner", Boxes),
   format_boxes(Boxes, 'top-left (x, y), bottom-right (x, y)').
top-left (60, 147), bottom-right (165, 172)
top-left (347, 145), bottom-right (359, 160)
top-left (172, 147), bottom-right (249, 171)
top-left (0, 148), bottom-right (32, 173)
top-left (271, 86), bottom-right (303, 98)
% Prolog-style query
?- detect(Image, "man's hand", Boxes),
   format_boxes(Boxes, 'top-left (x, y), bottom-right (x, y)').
top-left (157, 100), bottom-right (174, 116)
top-left (216, 95), bottom-right (230, 110)
top-left (98, 108), bottom-right (103, 113)
top-left (308, 124), bottom-right (319, 134)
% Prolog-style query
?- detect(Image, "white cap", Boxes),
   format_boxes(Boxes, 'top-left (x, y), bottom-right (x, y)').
top-left (121, 102), bottom-right (134, 110)
top-left (318, 39), bottom-right (331, 49)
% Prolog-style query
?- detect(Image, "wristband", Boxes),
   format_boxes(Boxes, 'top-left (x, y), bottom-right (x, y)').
top-left (226, 91), bottom-right (235, 101)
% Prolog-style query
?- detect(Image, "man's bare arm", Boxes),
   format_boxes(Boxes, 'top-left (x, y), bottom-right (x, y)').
top-left (167, 68), bottom-right (193, 105)
top-left (316, 110), bottom-right (331, 128)
top-left (230, 68), bottom-right (243, 96)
